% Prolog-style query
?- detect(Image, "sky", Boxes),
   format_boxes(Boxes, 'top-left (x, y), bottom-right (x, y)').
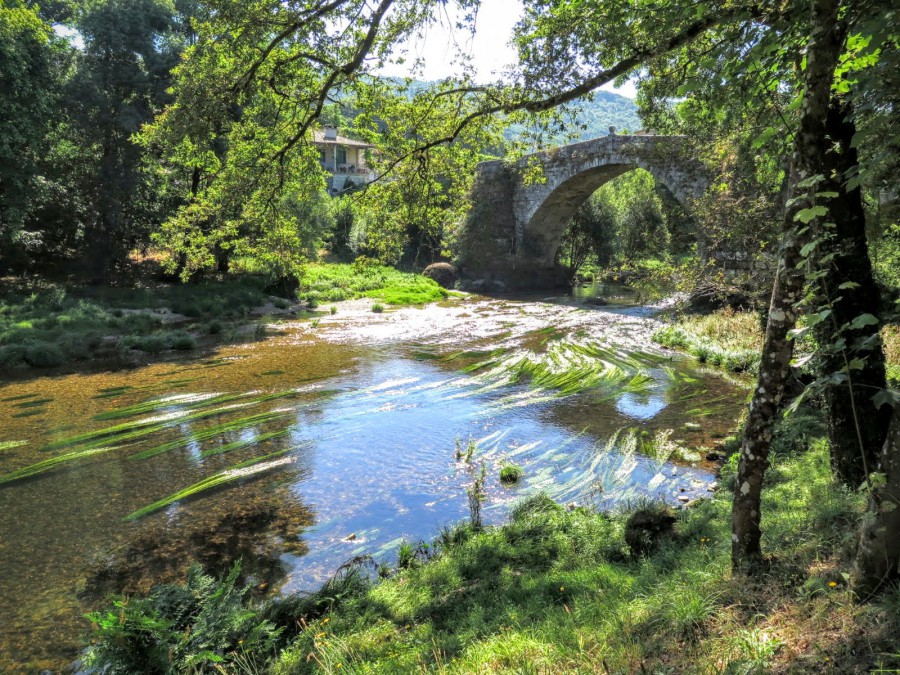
top-left (379, 0), bottom-right (638, 98)
top-left (55, 0), bottom-right (636, 98)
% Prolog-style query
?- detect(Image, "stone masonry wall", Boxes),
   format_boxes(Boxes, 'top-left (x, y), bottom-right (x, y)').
top-left (457, 134), bottom-right (711, 289)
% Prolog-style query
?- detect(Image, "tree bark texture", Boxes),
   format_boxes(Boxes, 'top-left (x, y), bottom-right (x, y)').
top-left (731, 0), bottom-right (844, 571)
top-left (852, 409), bottom-right (900, 597)
top-left (814, 100), bottom-right (890, 487)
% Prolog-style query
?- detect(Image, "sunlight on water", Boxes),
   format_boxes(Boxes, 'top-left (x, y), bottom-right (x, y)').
top-left (0, 292), bottom-right (746, 670)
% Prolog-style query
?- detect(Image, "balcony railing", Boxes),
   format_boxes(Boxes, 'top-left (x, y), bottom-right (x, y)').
top-left (321, 162), bottom-right (369, 175)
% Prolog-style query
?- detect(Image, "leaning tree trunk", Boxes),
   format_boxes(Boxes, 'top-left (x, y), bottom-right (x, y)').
top-left (852, 409), bottom-right (900, 597)
top-left (731, 0), bottom-right (844, 571)
top-left (812, 100), bottom-right (891, 487)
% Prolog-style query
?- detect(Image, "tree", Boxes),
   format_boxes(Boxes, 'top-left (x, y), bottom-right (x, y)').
top-left (0, 0), bottom-right (63, 269)
top-left (64, 0), bottom-right (184, 280)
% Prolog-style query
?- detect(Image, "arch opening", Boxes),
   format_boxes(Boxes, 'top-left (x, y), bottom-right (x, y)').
top-left (539, 167), bottom-right (697, 286)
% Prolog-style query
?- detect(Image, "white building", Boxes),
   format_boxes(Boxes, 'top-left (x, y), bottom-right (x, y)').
top-left (313, 125), bottom-right (376, 194)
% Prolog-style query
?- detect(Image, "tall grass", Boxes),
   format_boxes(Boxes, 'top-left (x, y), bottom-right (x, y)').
top-left (653, 308), bottom-right (763, 373)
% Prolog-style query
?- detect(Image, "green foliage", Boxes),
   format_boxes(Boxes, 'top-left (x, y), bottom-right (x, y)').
top-left (0, 0), bottom-right (62, 256)
top-left (85, 562), bottom-right (283, 674)
top-left (556, 169), bottom-right (673, 276)
top-left (499, 462), bottom-right (524, 484)
top-left (299, 263), bottom-right (447, 305)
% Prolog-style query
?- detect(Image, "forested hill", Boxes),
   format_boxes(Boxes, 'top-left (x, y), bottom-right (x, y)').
top-left (503, 90), bottom-right (642, 142)
top-left (397, 80), bottom-right (641, 142)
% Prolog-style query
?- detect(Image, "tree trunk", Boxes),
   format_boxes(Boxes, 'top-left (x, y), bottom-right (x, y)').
top-left (852, 409), bottom-right (900, 597)
top-left (813, 100), bottom-right (890, 487)
top-left (731, 0), bottom-right (843, 571)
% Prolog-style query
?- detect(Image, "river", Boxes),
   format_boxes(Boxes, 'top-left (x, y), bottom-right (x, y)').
top-left (0, 290), bottom-right (746, 671)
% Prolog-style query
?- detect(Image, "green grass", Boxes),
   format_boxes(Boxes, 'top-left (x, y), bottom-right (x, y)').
top-left (499, 462), bottom-right (524, 484)
top-left (653, 309), bottom-right (763, 373)
top-left (300, 263), bottom-right (448, 306)
top-left (0, 279), bottom-right (273, 370)
top-left (0, 266), bottom-right (446, 372)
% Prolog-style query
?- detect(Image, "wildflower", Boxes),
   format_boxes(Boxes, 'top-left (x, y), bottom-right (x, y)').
top-left (828, 581), bottom-right (838, 588)
top-left (559, 586), bottom-right (565, 591)
top-left (323, 617), bottom-right (330, 624)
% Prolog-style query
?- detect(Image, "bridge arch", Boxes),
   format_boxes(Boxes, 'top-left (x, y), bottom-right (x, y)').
top-left (457, 134), bottom-right (710, 289)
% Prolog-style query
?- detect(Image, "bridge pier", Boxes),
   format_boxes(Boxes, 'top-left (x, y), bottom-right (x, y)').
top-left (455, 134), bottom-right (711, 291)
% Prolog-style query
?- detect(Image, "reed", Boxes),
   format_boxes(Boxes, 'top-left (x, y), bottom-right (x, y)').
top-left (123, 448), bottom-right (298, 521)
top-left (128, 410), bottom-right (291, 460)
top-left (0, 445), bottom-right (123, 485)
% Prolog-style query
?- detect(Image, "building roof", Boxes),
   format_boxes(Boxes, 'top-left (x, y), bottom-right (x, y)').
top-left (312, 129), bottom-right (374, 149)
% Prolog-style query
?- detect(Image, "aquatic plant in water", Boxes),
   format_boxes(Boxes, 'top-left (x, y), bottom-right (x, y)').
top-left (450, 341), bottom-right (663, 407)
top-left (0, 446), bottom-right (124, 485)
top-left (0, 440), bottom-right (28, 451)
top-left (128, 410), bottom-right (291, 460)
top-left (499, 463), bottom-right (524, 484)
top-left (123, 448), bottom-right (298, 521)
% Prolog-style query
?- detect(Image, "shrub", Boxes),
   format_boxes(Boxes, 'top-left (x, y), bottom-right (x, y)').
top-left (206, 319), bottom-right (224, 335)
top-left (0, 344), bottom-right (28, 368)
top-left (371, 303), bottom-right (384, 313)
top-left (168, 332), bottom-right (197, 351)
top-left (24, 341), bottom-right (65, 368)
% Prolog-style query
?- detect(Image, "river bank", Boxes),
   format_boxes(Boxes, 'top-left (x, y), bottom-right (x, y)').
top-left (84, 423), bottom-right (900, 674)
top-left (0, 264), bottom-right (448, 377)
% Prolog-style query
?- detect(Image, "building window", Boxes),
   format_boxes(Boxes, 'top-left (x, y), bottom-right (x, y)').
top-left (337, 147), bottom-right (347, 165)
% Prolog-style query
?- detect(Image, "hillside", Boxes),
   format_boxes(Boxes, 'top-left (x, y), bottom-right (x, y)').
top-left (503, 90), bottom-right (642, 142)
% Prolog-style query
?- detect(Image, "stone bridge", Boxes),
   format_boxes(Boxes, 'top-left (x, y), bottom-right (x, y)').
top-left (456, 134), bottom-right (711, 289)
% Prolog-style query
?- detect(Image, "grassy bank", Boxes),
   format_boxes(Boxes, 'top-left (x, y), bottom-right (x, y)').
top-left (654, 309), bottom-right (900, 383)
top-left (0, 265), bottom-right (446, 373)
top-left (85, 425), bottom-right (900, 673)
top-left (653, 308), bottom-right (763, 373)
top-left (299, 263), bottom-right (447, 306)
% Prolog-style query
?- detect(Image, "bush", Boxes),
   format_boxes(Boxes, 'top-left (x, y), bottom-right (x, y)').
top-left (371, 303), bottom-right (384, 313)
top-left (85, 563), bottom-right (283, 675)
top-left (0, 344), bottom-right (28, 368)
top-left (168, 332), bottom-right (197, 351)
top-left (24, 341), bottom-right (65, 368)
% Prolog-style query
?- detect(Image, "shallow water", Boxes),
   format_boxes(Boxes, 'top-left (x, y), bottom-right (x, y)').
top-left (0, 291), bottom-right (746, 671)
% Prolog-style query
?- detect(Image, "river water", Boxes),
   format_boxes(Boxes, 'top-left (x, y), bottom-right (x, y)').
top-left (0, 291), bottom-right (746, 671)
